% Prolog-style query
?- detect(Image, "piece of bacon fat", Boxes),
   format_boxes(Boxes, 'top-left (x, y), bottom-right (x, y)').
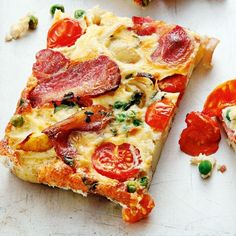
top-left (43, 105), bottom-right (113, 161)
top-left (29, 55), bottom-right (121, 107)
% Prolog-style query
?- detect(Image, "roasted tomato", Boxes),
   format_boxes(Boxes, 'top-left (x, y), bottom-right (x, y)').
top-left (158, 74), bottom-right (188, 97)
top-left (145, 98), bottom-right (175, 132)
top-left (92, 142), bottom-right (141, 181)
top-left (122, 193), bottom-right (155, 223)
top-left (203, 79), bottom-right (236, 117)
top-left (131, 16), bottom-right (156, 36)
top-left (151, 25), bottom-right (192, 64)
top-left (179, 112), bottom-right (221, 156)
top-left (47, 18), bottom-right (83, 48)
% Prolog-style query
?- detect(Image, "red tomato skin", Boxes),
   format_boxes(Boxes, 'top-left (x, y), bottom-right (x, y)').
top-left (179, 112), bottom-right (221, 156)
top-left (203, 79), bottom-right (236, 117)
top-left (92, 142), bottom-right (141, 182)
top-left (131, 16), bottom-right (156, 36)
top-left (151, 25), bottom-right (192, 64)
top-left (47, 18), bottom-right (83, 48)
top-left (132, 16), bottom-right (153, 25)
top-left (145, 98), bottom-right (175, 132)
top-left (122, 193), bottom-right (155, 223)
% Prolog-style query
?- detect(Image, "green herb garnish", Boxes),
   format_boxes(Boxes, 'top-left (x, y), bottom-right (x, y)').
top-left (133, 119), bottom-right (142, 127)
top-left (113, 101), bottom-right (126, 109)
top-left (54, 104), bottom-right (70, 113)
top-left (139, 177), bottom-right (148, 187)
top-left (226, 109), bottom-right (231, 122)
top-left (50, 4), bottom-right (65, 16)
top-left (63, 156), bottom-right (74, 167)
top-left (125, 74), bottom-right (133, 80)
top-left (123, 92), bottom-right (143, 111)
top-left (127, 110), bottom-right (136, 119)
top-left (74, 9), bottom-right (85, 19)
top-left (116, 113), bottom-right (126, 122)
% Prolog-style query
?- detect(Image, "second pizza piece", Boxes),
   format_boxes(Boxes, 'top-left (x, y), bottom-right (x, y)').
top-left (0, 7), bottom-right (218, 222)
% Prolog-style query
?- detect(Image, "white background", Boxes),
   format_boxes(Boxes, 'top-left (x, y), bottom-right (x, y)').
top-left (0, 0), bottom-right (236, 235)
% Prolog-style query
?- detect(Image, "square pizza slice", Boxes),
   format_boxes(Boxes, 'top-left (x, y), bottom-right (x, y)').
top-left (0, 7), bottom-right (218, 222)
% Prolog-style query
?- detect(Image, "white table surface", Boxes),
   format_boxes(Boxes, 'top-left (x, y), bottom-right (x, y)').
top-left (1, 0), bottom-right (236, 235)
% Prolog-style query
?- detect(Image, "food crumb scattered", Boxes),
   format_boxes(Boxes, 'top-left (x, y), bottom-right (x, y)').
top-left (217, 164), bottom-right (227, 173)
top-left (5, 13), bottom-right (38, 42)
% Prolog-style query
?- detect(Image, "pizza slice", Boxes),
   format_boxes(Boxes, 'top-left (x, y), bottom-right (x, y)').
top-left (0, 7), bottom-right (218, 222)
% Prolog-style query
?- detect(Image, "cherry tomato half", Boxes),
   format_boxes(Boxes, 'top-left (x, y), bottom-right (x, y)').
top-left (47, 18), bottom-right (83, 48)
top-left (92, 142), bottom-right (141, 182)
top-left (145, 98), bottom-right (175, 132)
top-left (179, 112), bottom-right (221, 156)
top-left (203, 79), bottom-right (236, 117)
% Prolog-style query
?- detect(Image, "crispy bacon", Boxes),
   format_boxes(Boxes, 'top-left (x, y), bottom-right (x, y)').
top-left (43, 105), bottom-right (113, 162)
top-left (32, 49), bottom-right (70, 82)
top-left (151, 25), bottom-right (192, 64)
top-left (29, 55), bottom-right (121, 107)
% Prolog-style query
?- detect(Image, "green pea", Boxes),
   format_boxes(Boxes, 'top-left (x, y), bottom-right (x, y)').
top-left (74, 9), bottom-right (85, 19)
top-left (198, 160), bottom-right (212, 175)
top-left (139, 176), bottom-right (148, 187)
top-left (113, 101), bottom-right (125, 109)
top-left (28, 15), bottom-right (38, 30)
top-left (10, 115), bottom-right (24, 127)
top-left (116, 113), bottom-right (126, 122)
top-left (127, 182), bottom-right (136, 193)
top-left (50, 4), bottom-right (65, 16)
top-left (226, 109), bottom-right (231, 122)
top-left (133, 119), bottom-right (142, 127)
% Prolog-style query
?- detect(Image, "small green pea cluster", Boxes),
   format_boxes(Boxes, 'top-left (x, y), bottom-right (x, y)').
top-left (126, 177), bottom-right (149, 193)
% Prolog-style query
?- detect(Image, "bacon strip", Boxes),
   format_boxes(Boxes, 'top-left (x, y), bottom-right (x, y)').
top-left (43, 105), bottom-right (113, 161)
top-left (29, 55), bottom-right (121, 107)
top-left (32, 49), bottom-right (70, 82)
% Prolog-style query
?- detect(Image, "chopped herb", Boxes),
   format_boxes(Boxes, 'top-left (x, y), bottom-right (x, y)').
top-left (84, 111), bottom-right (94, 116)
top-left (54, 104), bottom-right (70, 113)
top-left (127, 110), bottom-right (136, 119)
top-left (50, 4), bottom-right (65, 16)
top-left (198, 160), bottom-right (212, 175)
top-left (116, 113), bottom-right (126, 122)
top-left (74, 9), bottom-right (85, 19)
top-left (63, 92), bottom-right (74, 100)
top-left (226, 109), bottom-right (231, 122)
top-left (133, 119), bottom-right (142, 127)
top-left (19, 98), bottom-right (25, 106)
top-left (85, 116), bottom-right (91, 123)
top-left (125, 74), bottom-right (133, 80)
top-left (28, 15), bottom-right (38, 30)
top-left (84, 110), bottom-right (93, 123)
top-left (10, 115), bottom-right (24, 127)
top-left (63, 156), bottom-right (74, 166)
top-left (139, 177), bottom-right (148, 187)
top-left (123, 92), bottom-right (143, 111)
top-left (110, 128), bottom-right (118, 136)
top-left (113, 101), bottom-right (125, 109)
top-left (127, 182), bottom-right (136, 193)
